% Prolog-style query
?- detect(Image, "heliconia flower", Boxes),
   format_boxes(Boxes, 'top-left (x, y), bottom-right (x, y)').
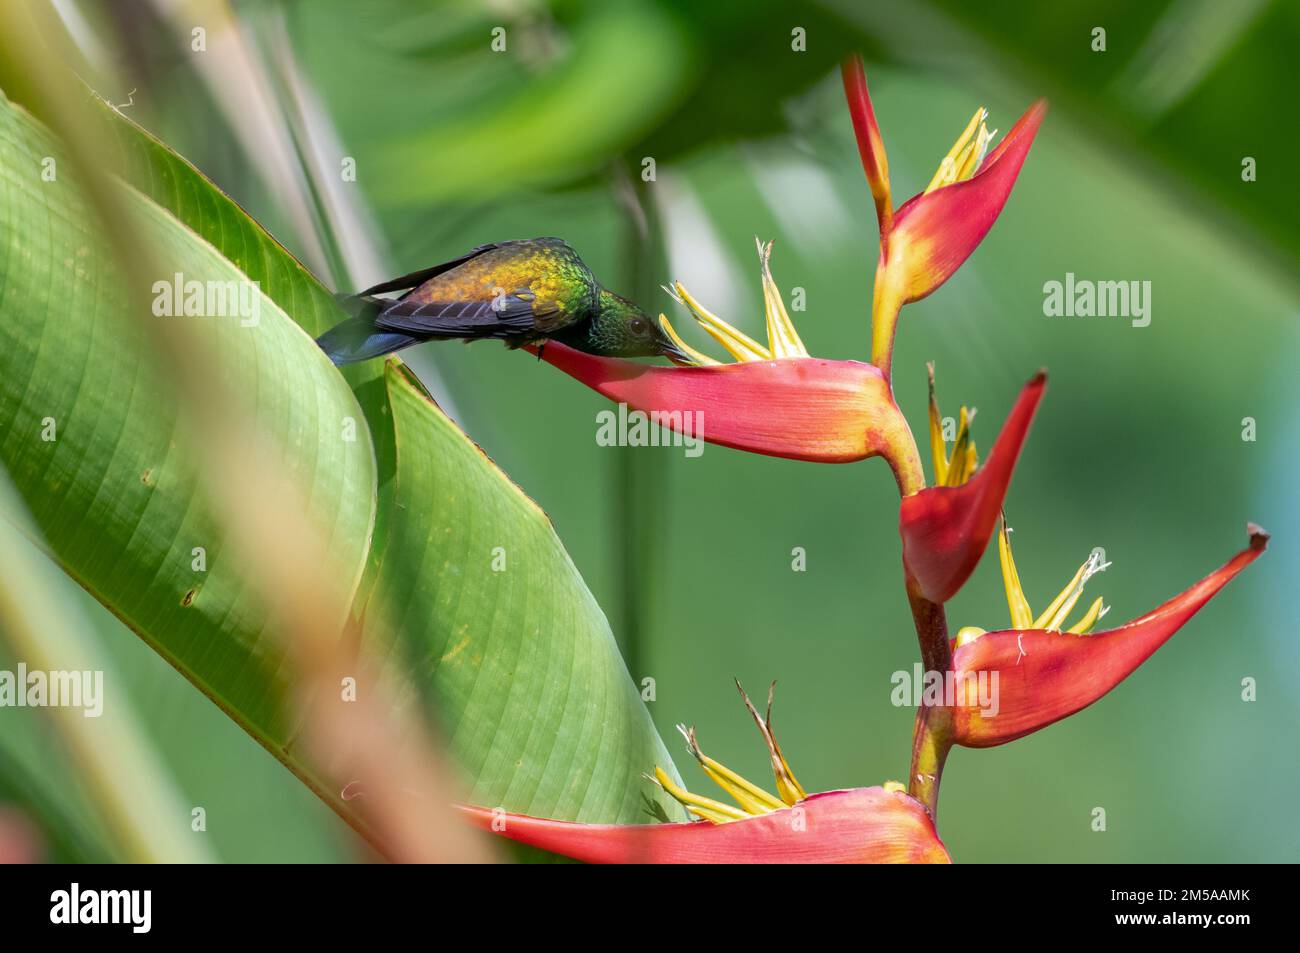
top-left (533, 241), bottom-right (916, 467)
top-left (899, 368), bottom-right (1047, 603)
top-left (841, 55), bottom-right (1046, 376)
top-left (949, 524), bottom-right (1269, 747)
top-left (459, 682), bottom-right (951, 863)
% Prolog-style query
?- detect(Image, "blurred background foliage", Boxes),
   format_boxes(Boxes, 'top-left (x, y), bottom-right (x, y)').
top-left (2, 0), bottom-right (1296, 861)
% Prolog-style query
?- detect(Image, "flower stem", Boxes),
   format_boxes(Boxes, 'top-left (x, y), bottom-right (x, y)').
top-left (885, 381), bottom-right (956, 818)
top-left (907, 579), bottom-right (951, 673)
top-left (871, 255), bottom-right (905, 381)
top-left (909, 703), bottom-right (953, 817)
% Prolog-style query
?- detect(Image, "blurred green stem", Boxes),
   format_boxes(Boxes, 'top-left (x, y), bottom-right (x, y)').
top-left (610, 160), bottom-right (664, 683)
top-left (0, 483), bottom-right (210, 863)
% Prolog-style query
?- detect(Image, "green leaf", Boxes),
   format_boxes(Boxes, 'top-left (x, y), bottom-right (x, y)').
top-left (0, 474), bottom-right (209, 863)
top-left (365, 3), bottom-right (695, 205)
top-left (88, 93), bottom-right (397, 593)
top-left (1, 89), bottom-right (679, 837)
top-left (97, 90), bottom-right (683, 825)
top-left (369, 362), bottom-right (682, 823)
top-left (0, 91), bottom-right (376, 805)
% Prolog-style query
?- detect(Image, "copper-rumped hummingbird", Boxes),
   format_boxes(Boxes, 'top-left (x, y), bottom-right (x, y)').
top-left (316, 237), bottom-right (687, 365)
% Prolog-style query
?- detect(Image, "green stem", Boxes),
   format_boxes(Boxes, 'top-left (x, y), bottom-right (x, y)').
top-left (904, 573), bottom-right (953, 815)
top-left (610, 161), bottom-right (664, 681)
top-left (874, 320), bottom-right (957, 817)
top-left (909, 703), bottom-right (953, 817)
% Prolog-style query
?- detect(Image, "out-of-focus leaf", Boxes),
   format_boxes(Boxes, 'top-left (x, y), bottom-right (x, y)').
top-left (0, 474), bottom-right (207, 862)
top-left (367, 2), bottom-right (695, 204)
top-left (0, 706), bottom-right (110, 863)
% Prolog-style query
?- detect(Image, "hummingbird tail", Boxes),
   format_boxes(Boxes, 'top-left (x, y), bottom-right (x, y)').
top-left (316, 295), bottom-right (421, 365)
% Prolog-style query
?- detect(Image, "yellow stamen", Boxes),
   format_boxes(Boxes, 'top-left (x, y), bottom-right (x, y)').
top-left (1033, 550), bottom-right (1110, 631)
top-left (648, 767), bottom-right (748, 823)
top-left (1066, 597), bottom-right (1109, 635)
top-left (657, 313), bottom-right (718, 366)
top-left (955, 625), bottom-right (987, 647)
top-left (736, 680), bottom-right (807, 806)
top-left (998, 518), bottom-right (1034, 629)
top-left (925, 107), bottom-right (987, 194)
top-left (883, 780), bottom-right (906, 793)
top-left (670, 281), bottom-right (770, 362)
top-left (678, 725), bottom-right (785, 814)
top-left (756, 238), bottom-right (808, 359)
top-left (927, 363), bottom-right (949, 485)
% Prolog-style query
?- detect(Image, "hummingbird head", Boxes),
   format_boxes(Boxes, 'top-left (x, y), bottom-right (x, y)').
top-left (565, 288), bottom-right (691, 363)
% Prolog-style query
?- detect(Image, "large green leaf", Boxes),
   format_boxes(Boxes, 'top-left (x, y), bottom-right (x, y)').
top-left (0, 90), bottom-right (376, 812)
top-left (370, 362), bottom-right (681, 822)
top-left (0, 89), bottom-right (679, 838)
top-left (87, 95), bottom-right (396, 593)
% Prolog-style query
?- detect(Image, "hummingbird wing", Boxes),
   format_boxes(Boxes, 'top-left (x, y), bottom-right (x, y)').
top-left (354, 243), bottom-right (501, 297)
top-left (371, 238), bottom-right (595, 343)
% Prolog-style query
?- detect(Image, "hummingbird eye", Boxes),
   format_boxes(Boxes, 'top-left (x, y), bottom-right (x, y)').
top-left (629, 317), bottom-right (647, 335)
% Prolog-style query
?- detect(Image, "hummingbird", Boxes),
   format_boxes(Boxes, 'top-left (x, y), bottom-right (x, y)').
top-left (316, 237), bottom-right (688, 365)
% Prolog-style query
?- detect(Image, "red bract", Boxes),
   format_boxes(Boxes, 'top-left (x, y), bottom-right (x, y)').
top-left (950, 526), bottom-right (1269, 747)
top-left (887, 100), bottom-right (1047, 303)
top-left (900, 372), bottom-right (1046, 602)
top-left (460, 787), bottom-right (951, 864)
top-left (533, 342), bottom-right (912, 465)
top-left (843, 56), bottom-right (1046, 377)
top-left (841, 57), bottom-right (892, 234)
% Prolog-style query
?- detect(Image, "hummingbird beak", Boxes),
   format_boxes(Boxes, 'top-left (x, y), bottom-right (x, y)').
top-left (659, 338), bottom-right (697, 366)
top-left (654, 313), bottom-right (709, 366)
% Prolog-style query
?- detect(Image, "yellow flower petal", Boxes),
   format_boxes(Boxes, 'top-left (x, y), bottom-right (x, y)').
top-left (927, 362), bottom-right (949, 485)
top-left (657, 313), bottom-right (719, 366)
top-left (957, 123), bottom-right (995, 180)
top-left (736, 680), bottom-right (807, 807)
top-left (671, 281), bottom-right (770, 362)
top-left (678, 724), bottom-right (785, 815)
top-left (942, 406), bottom-right (977, 486)
top-left (998, 518), bottom-right (1034, 629)
top-left (1033, 550), bottom-right (1110, 631)
top-left (756, 238), bottom-right (808, 359)
top-left (925, 106), bottom-right (987, 194)
top-left (1066, 596), bottom-right (1110, 635)
top-left (648, 767), bottom-right (747, 824)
